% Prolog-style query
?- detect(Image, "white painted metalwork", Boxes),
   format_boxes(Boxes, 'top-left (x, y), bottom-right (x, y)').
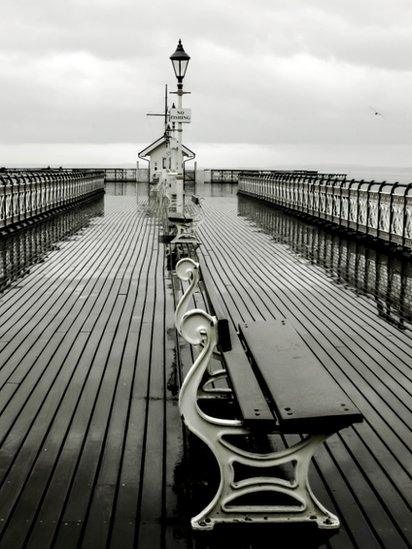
top-left (167, 199), bottom-right (204, 248)
top-left (239, 174), bottom-right (412, 249)
top-left (175, 258), bottom-right (228, 383)
top-left (170, 220), bottom-right (199, 246)
top-left (178, 308), bottom-right (340, 531)
top-left (0, 170), bottom-right (104, 230)
top-left (175, 257), bottom-right (200, 334)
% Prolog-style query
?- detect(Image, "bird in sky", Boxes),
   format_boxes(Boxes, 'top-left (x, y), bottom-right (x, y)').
top-left (369, 106), bottom-right (384, 117)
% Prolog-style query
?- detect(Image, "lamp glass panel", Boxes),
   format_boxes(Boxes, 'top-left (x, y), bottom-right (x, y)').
top-left (172, 59), bottom-right (180, 78)
top-left (180, 59), bottom-right (189, 77)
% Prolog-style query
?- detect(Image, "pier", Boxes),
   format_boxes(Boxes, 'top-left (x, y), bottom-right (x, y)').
top-left (2, 0), bottom-right (412, 538)
top-left (0, 180), bottom-right (410, 548)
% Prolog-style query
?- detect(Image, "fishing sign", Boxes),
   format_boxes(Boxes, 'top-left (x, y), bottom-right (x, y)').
top-left (169, 108), bottom-right (191, 123)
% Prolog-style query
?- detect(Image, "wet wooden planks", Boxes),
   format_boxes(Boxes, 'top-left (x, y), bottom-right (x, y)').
top-left (0, 195), bottom-right (184, 548)
top-left (196, 196), bottom-right (412, 549)
top-left (0, 187), bottom-right (410, 549)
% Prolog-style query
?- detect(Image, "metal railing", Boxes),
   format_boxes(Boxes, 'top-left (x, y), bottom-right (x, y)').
top-left (238, 172), bottom-right (412, 249)
top-left (104, 168), bottom-right (138, 182)
top-left (211, 169), bottom-right (347, 184)
top-left (0, 169), bottom-right (104, 230)
top-left (211, 170), bottom-right (243, 182)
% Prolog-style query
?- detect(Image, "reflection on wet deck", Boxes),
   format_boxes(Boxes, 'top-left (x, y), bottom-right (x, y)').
top-left (238, 195), bottom-right (412, 332)
top-left (0, 198), bottom-right (104, 293)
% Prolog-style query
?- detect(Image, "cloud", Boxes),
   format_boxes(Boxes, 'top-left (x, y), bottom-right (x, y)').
top-left (0, 0), bottom-right (411, 167)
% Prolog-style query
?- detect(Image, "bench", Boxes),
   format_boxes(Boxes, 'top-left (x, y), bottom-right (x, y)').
top-left (165, 196), bottom-right (204, 248)
top-left (167, 214), bottom-right (198, 246)
top-left (175, 255), bottom-right (363, 532)
top-left (191, 194), bottom-right (202, 206)
top-left (168, 214), bottom-right (194, 224)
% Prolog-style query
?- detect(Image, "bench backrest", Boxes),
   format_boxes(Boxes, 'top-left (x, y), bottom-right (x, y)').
top-left (198, 256), bottom-right (276, 427)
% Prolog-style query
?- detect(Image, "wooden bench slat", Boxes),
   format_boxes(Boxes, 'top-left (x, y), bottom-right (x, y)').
top-left (222, 324), bottom-right (276, 426)
top-left (198, 257), bottom-right (276, 426)
top-left (168, 215), bottom-right (193, 223)
top-left (239, 320), bottom-right (363, 433)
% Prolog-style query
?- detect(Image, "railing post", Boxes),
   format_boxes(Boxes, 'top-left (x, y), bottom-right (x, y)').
top-left (347, 180), bottom-right (356, 229)
top-left (376, 181), bottom-right (387, 241)
top-left (401, 183), bottom-right (412, 248)
top-left (331, 177), bottom-right (341, 223)
top-left (8, 173), bottom-right (14, 226)
top-left (355, 180), bottom-right (365, 233)
top-left (364, 181), bottom-right (375, 237)
top-left (0, 174), bottom-right (5, 228)
top-left (388, 182), bottom-right (401, 245)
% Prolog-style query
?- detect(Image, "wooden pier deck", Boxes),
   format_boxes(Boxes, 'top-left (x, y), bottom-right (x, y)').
top-left (0, 184), bottom-right (410, 548)
top-left (0, 191), bottom-right (183, 548)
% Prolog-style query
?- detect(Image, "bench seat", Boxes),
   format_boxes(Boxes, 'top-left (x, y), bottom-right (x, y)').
top-left (239, 321), bottom-right (363, 434)
top-left (168, 214), bottom-right (193, 223)
top-left (199, 255), bottom-right (361, 434)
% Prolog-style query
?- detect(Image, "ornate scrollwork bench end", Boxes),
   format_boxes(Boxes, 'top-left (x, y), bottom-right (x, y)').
top-left (175, 258), bottom-right (200, 334)
top-left (178, 308), bottom-right (223, 434)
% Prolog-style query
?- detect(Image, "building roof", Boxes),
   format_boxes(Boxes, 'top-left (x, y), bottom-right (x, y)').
top-left (138, 135), bottom-right (195, 158)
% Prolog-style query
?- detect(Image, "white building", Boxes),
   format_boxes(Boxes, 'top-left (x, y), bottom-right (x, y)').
top-left (138, 135), bottom-right (195, 183)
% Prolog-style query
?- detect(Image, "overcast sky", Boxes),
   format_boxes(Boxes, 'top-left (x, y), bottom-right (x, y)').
top-left (1, 0), bottom-right (412, 173)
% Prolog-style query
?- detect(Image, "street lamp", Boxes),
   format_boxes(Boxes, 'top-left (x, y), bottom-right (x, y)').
top-left (170, 39), bottom-right (190, 90)
top-left (169, 39), bottom-right (190, 215)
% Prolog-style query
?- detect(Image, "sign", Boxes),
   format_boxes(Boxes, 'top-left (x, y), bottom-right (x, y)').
top-left (169, 108), bottom-right (191, 124)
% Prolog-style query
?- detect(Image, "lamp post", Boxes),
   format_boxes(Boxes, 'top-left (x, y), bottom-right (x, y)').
top-left (170, 39), bottom-right (190, 215)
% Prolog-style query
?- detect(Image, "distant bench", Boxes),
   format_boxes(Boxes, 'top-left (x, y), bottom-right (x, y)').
top-left (166, 196), bottom-right (204, 249)
top-left (168, 214), bottom-right (193, 224)
top-left (191, 194), bottom-right (202, 206)
top-left (175, 255), bottom-right (363, 531)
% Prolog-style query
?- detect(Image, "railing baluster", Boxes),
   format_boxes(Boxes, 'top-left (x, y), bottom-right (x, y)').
top-left (0, 169), bottom-right (104, 232)
top-left (238, 172), bottom-right (412, 251)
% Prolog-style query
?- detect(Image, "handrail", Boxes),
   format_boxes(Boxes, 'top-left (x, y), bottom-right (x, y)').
top-left (238, 172), bottom-right (412, 250)
top-left (0, 169), bottom-right (105, 230)
top-left (210, 169), bottom-right (347, 184)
